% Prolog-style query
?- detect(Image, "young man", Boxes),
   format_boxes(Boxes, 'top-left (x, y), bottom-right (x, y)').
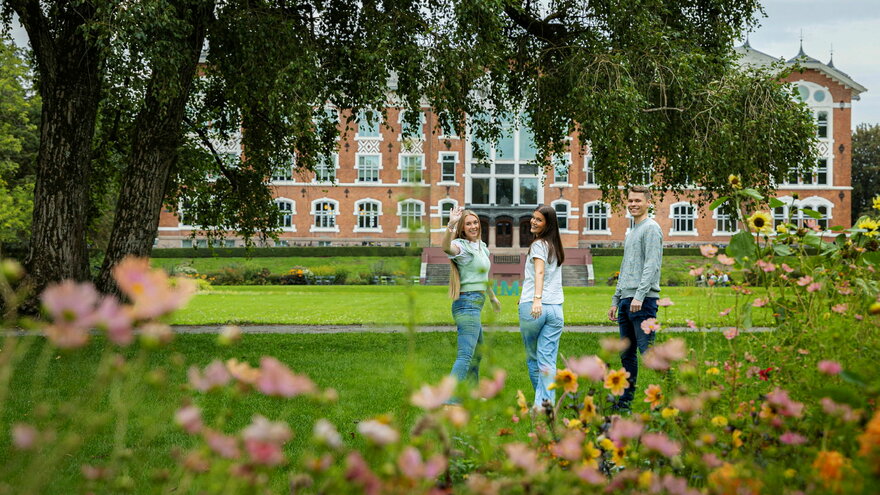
top-left (607, 185), bottom-right (663, 411)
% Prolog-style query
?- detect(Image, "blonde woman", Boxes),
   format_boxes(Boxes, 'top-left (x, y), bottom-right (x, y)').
top-left (442, 207), bottom-right (501, 393)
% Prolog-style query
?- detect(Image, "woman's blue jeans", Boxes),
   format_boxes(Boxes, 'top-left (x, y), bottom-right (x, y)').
top-left (519, 302), bottom-right (564, 407)
top-left (450, 291), bottom-right (485, 385)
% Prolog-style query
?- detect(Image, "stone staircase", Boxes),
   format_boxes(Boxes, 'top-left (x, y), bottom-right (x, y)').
top-left (424, 263), bottom-right (451, 286)
top-left (561, 265), bottom-right (590, 287)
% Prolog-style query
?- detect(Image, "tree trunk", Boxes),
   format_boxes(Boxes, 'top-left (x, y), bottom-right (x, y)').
top-left (12, 0), bottom-right (102, 305)
top-left (97, 1), bottom-right (212, 294)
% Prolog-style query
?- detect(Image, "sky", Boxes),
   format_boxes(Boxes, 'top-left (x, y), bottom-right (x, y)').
top-left (742, 0), bottom-right (879, 126)
top-left (7, 1), bottom-right (879, 125)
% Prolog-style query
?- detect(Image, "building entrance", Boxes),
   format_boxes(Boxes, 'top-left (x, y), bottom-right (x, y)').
top-left (496, 217), bottom-right (513, 248)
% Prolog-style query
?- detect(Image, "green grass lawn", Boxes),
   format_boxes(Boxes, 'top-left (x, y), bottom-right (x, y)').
top-left (151, 256), bottom-right (421, 276)
top-left (170, 285), bottom-right (772, 327)
top-left (0, 331), bottom-right (743, 492)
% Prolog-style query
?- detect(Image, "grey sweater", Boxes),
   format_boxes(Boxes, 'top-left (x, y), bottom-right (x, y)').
top-left (611, 218), bottom-right (663, 306)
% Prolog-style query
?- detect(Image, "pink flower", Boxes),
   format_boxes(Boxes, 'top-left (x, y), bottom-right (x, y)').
top-left (88, 297), bottom-right (133, 346)
top-left (11, 423), bottom-right (38, 450)
top-left (139, 322), bottom-right (174, 347)
top-left (643, 339), bottom-right (687, 371)
top-left (257, 357), bottom-right (317, 398)
top-left (723, 328), bottom-right (739, 340)
top-left (688, 266), bottom-right (704, 277)
top-left (397, 446), bottom-right (447, 480)
top-left (113, 257), bottom-right (196, 320)
top-left (765, 388), bottom-right (804, 418)
top-left (503, 443), bottom-right (545, 476)
top-left (716, 254), bottom-right (735, 266)
top-left (44, 324), bottom-right (90, 350)
top-left (781, 263), bottom-right (795, 273)
top-left (796, 275), bottom-right (813, 286)
top-left (242, 415), bottom-right (292, 466)
top-left (474, 369), bottom-right (506, 400)
top-left (752, 298), bottom-right (768, 308)
top-left (600, 337), bottom-right (630, 353)
top-left (175, 405), bottom-right (203, 434)
top-left (670, 396), bottom-right (704, 413)
top-left (411, 376), bottom-right (457, 409)
top-left (203, 429), bottom-right (241, 459)
top-left (346, 452), bottom-right (382, 495)
top-left (657, 297), bottom-right (674, 307)
top-left (188, 360), bottom-right (232, 392)
top-left (686, 319), bottom-right (697, 329)
top-left (855, 314), bottom-right (864, 321)
top-left (608, 417), bottom-right (643, 444)
top-left (357, 420), bottom-right (400, 445)
top-left (755, 259), bottom-right (776, 272)
top-left (806, 282), bottom-right (822, 293)
top-left (313, 419), bottom-right (343, 449)
top-left (779, 431), bottom-right (807, 445)
top-left (719, 307), bottom-right (732, 316)
top-left (552, 430), bottom-right (585, 461)
top-left (640, 318), bottom-right (661, 334)
top-left (41, 280), bottom-right (100, 326)
top-left (700, 245), bottom-right (718, 257)
top-left (575, 466), bottom-right (605, 484)
top-left (702, 453), bottom-right (723, 468)
top-left (805, 219), bottom-right (821, 231)
top-left (641, 432), bottom-right (681, 457)
top-left (565, 355), bottom-right (606, 382)
top-left (817, 360), bottom-right (842, 375)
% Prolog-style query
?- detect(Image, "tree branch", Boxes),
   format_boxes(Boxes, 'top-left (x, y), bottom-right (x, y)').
top-left (502, 3), bottom-right (569, 45)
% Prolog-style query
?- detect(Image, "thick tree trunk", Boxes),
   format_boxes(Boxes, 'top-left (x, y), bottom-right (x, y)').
top-left (13, 1), bottom-right (102, 304)
top-left (97, 1), bottom-right (212, 294)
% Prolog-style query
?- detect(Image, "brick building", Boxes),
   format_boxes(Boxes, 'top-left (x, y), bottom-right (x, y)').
top-left (157, 43), bottom-right (866, 259)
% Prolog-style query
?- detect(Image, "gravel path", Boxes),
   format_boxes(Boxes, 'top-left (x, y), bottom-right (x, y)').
top-left (170, 324), bottom-right (772, 334)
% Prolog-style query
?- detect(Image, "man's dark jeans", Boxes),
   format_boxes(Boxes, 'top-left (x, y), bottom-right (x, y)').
top-left (616, 296), bottom-right (659, 409)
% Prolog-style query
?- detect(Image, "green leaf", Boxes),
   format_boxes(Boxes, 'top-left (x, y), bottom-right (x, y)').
top-left (811, 386), bottom-right (863, 408)
top-left (740, 300), bottom-right (753, 329)
top-left (802, 208), bottom-right (823, 220)
top-left (740, 188), bottom-right (764, 201)
top-left (830, 225), bottom-right (845, 231)
top-left (839, 370), bottom-right (867, 388)
top-left (864, 251), bottom-right (880, 266)
top-left (726, 231), bottom-right (756, 260)
top-left (768, 197), bottom-right (785, 208)
top-left (709, 196), bottom-right (729, 210)
top-left (801, 233), bottom-right (823, 249)
top-left (772, 244), bottom-right (793, 256)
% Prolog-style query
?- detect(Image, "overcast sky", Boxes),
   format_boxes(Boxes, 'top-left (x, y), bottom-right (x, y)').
top-left (743, 0), bottom-right (878, 126)
top-left (7, 1), bottom-right (878, 126)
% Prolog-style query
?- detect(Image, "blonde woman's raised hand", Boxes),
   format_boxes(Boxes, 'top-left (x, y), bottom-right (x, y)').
top-left (447, 206), bottom-right (465, 230)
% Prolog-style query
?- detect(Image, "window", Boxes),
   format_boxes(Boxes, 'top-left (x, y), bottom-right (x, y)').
top-left (817, 111), bottom-right (828, 138)
top-left (357, 110), bottom-right (380, 138)
top-left (466, 114), bottom-right (543, 206)
top-left (400, 155), bottom-right (423, 183)
top-left (815, 158), bottom-right (828, 186)
top-left (440, 153), bottom-right (457, 182)
top-left (312, 199), bottom-right (338, 231)
top-left (400, 110), bottom-right (425, 139)
top-left (713, 202), bottom-right (738, 235)
top-left (355, 200), bottom-right (382, 231)
top-left (553, 201), bottom-right (569, 230)
top-left (439, 201), bottom-right (456, 228)
top-left (584, 155), bottom-right (596, 185)
top-left (224, 239), bottom-right (236, 248)
top-left (357, 154), bottom-right (381, 182)
top-left (670, 203), bottom-right (696, 234)
top-left (271, 162), bottom-right (293, 181)
top-left (275, 199), bottom-right (295, 229)
top-left (584, 202), bottom-right (609, 232)
top-left (315, 154), bottom-right (337, 182)
top-left (771, 196), bottom-right (833, 231)
top-left (554, 154), bottom-right (571, 184)
top-left (398, 200), bottom-right (424, 231)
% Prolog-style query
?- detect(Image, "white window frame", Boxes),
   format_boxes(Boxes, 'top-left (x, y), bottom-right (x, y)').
top-left (275, 198), bottom-right (296, 232)
top-left (398, 153), bottom-right (425, 184)
top-left (711, 201), bottom-right (739, 237)
top-left (397, 199), bottom-right (425, 233)
top-left (397, 109), bottom-right (426, 141)
top-left (353, 198), bottom-right (383, 233)
top-left (551, 199), bottom-right (573, 233)
top-left (583, 154), bottom-right (597, 187)
top-left (355, 109), bottom-right (382, 140)
top-left (552, 153), bottom-right (571, 186)
top-left (313, 153), bottom-right (340, 183)
top-left (355, 153), bottom-right (382, 183)
top-left (436, 199), bottom-right (459, 232)
top-left (583, 201), bottom-right (611, 235)
top-left (310, 198), bottom-right (340, 233)
top-left (774, 195), bottom-right (834, 231)
top-left (438, 152), bottom-right (459, 185)
top-left (669, 202), bottom-right (698, 236)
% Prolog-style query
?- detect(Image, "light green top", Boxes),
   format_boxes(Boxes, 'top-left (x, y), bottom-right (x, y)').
top-left (449, 238), bottom-right (491, 292)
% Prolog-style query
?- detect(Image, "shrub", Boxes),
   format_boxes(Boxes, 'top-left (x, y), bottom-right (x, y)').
top-left (151, 246), bottom-right (422, 258)
top-left (279, 266), bottom-right (314, 285)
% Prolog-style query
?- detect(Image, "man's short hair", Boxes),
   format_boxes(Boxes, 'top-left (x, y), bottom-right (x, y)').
top-left (628, 185), bottom-right (652, 201)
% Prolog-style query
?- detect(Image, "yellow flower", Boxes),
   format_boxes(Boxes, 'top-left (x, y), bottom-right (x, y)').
top-left (813, 450), bottom-right (848, 485)
top-left (706, 367), bottom-right (720, 376)
top-left (604, 368), bottom-right (631, 396)
top-left (580, 395), bottom-right (597, 423)
top-left (776, 223), bottom-right (789, 234)
top-left (747, 211), bottom-right (773, 234)
top-left (566, 419), bottom-right (583, 430)
top-left (857, 218), bottom-right (879, 237)
top-left (554, 369), bottom-right (579, 394)
top-left (728, 174), bottom-right (742, 189)
top-left (873, 195), bottom-right (880, 211)
top-left (583, 442), bottom-right (601, 469)
top-left (784, 468), bottom-right (796, 479)
top-left (732, 429), bottom-right (743, 449)
top-left (700, 433), bottom-right (716, 445)
top-left (599, 438), bottom-right (616, 451)
top-left (644, 384), bottom-right (663, 410)
top-left (661, 407), bottom-right (679, 419)
top-left (638, 471), bottom-right (653, 489)
top-left (516, 390), bottom-right (529, 414)
top-left (611, 445), bottom-right (627, 467)
top-left (711, 416), bottom-right (728, 427)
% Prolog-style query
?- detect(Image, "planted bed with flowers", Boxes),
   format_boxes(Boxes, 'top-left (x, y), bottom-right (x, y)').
top-left (0, 193), bottom-right (879, 494)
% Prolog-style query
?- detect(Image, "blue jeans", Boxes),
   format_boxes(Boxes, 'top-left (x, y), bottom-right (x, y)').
top-left (450, 291), bottom-right (485, 386)
top-left (617, 297), bottom-right (658, 408)
top-left (519, 302), bottom-right (564, 407)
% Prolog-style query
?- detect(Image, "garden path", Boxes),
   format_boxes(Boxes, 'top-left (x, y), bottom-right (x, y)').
top-left (170, 324), bottom-right (772, 334)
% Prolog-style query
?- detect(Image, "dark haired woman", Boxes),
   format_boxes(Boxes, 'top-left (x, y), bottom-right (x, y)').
top-left (442, 206), bottom-right (501, 395)
top-left (518, 204), bottom-right (565, 409)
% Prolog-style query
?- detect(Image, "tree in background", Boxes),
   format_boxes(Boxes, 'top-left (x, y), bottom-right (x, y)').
top-left (4, 0), bottom-right (817, 299)
top-left (0, 36), bottom-right (38, 258)
top-left (852, 123), bottom-right (880, 223)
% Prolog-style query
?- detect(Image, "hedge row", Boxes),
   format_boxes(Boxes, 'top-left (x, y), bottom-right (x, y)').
top-left (590, 247), bottom-right (705, 256)
top-left (150, 246), bottom-right (423, 258)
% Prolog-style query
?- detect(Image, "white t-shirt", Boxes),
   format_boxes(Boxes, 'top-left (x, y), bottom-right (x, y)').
top-left (520, 240), bottom-right (564, 305)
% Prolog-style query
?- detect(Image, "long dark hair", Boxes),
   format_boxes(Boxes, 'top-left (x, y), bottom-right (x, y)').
top-left (531, 205), bottom-right (565, 265)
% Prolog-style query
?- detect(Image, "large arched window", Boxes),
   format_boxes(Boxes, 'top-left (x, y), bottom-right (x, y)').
top-left (438, 199), bottom-right (458, 230)
top-left (397, 199), bottom-right (425, 232)
top-left (311, 198), bottom-right (339, 232)
top-left (712, 201), bottom-right (738, 236)
top-left (275, 198), bottom-right (296, 231)
top-left (583, 201), bottom-right (611, 234)
top-left (551, 200), bottom-right (571, 231)
top-left (669, 202), bottom-right (697, 235)
top-left (354, 199), bottom-right (382, 232)
top-left (774, 196), bottom-right (834, 230)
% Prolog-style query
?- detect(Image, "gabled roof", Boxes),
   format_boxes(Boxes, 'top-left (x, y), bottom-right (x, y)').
top-left (734, 42), bottom-right (867, 101)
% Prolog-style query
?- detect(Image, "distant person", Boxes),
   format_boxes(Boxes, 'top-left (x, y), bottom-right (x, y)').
top-left (442, 207), bottom-right (501, 400)
top-left (519, 205), bottom-right (566, 409)
top-left (607, 185), bottom-right (663, 412)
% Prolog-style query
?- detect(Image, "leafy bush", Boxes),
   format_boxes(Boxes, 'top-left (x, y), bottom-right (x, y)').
top-left (279, 266), bottom-right (314, 285)
top-left (151, 246), bottom-right (422, 258)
